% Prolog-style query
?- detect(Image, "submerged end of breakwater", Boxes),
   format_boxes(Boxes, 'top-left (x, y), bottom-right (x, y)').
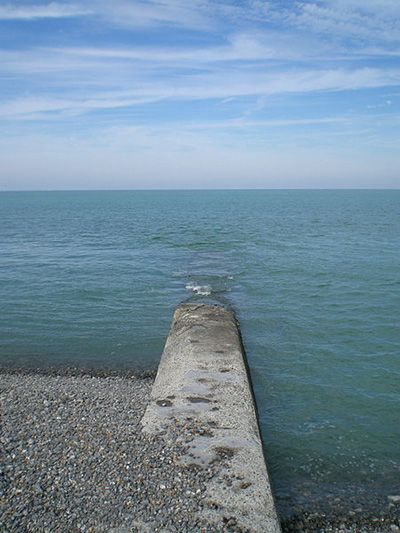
top-left (141, 302), bottom-right (282, 532)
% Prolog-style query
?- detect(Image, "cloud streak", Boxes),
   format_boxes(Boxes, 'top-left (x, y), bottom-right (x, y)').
top-left (1, 65), bottom-right (399, 120)
top-left (90, 0), bottom-right (211, 30)
top-left (0, 2), bottom-right (90, 20)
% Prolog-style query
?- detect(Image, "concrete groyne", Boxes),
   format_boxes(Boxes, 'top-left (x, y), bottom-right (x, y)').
top-left (141, 303), bottom-right (281, 532)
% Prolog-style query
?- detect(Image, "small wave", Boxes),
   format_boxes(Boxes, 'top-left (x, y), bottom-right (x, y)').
top-left (185, 282), bottom-right (212, 296)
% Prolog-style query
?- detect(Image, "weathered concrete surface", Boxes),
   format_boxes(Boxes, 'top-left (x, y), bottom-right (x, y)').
top-left (141, 303), bottom-right (282, 532)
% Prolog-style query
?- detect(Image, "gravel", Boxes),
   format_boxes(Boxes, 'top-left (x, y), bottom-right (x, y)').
top-left (1, 370), bottom-right (219, 532)
top-left (1, 369), bottom-right (399, 532)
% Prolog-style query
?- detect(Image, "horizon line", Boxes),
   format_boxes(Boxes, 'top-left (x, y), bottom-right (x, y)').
top-left (1, 187), bottom-right (400, 193)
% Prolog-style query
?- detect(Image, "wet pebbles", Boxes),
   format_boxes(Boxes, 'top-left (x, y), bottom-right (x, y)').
top-left (277, 479), bottom-right (400, 532)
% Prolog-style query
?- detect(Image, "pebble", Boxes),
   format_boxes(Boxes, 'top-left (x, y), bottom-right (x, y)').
top-left (0, 371), bottom-right (217, 532)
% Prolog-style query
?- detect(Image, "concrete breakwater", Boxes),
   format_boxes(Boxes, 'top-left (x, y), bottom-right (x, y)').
top-left (1, 303), bottom-right (281, 532)
top-left (141, 303), bottom-right (281, 532)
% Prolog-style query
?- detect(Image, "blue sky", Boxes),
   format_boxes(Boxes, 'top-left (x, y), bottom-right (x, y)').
top-left (0, 0), bottom-right (399, 190)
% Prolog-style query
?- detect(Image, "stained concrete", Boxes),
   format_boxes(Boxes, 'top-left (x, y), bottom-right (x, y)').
top-left (141, 303), bottom-right (282, 532)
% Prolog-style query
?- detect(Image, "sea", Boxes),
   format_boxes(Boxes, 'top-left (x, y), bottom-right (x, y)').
top-left (1, 189), bottom-right (399, 521)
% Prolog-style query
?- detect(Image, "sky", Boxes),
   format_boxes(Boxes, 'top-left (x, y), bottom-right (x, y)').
top-left (0, 0), bottom-right (399, 190)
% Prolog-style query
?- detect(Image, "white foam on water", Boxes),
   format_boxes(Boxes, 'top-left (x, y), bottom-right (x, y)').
top-left (185, 281), bottom-right (212, 296)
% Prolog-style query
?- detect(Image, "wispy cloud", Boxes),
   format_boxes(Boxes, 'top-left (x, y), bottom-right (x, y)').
top-left (1, 62), bottom-right (399, 120)
top-left (0, 2), bottom-right (91, 20)
top-left (86, 0), bottom-right (212, 30)
top-left (81, 0), bottom-right (400, 53)
top-left (284, 0), bottom-right (400, 45)
top-left (2, 1), bottom-right (399, 46)
top-left (0, 94), bottom-right (159, 120)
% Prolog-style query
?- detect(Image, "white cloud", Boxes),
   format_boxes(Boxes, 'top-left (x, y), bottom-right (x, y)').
top-left (1, 63), bottom-right (399, 120)
top-left (190, 117), bottom-right (347, 129)
top-left (81, 0), bottom-right (400, 48)
top-left (288, 0), bottom-right (400, 44)
top-left (3, 0), bottom-right (398, 49)
top-left (0, 2), bottom-right (91, 20)
top-left (87, 0), bottom-right (212, 30)
top-left (0, 93), bottom-right (162, 120)
top-left (49, 37), bottom-right (276, 64)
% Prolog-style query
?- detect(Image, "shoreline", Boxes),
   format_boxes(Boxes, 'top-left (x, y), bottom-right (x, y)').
top-left (1, 369), bottom-right (399, 532)
top-left (0, 364), bottom-right (157, 379)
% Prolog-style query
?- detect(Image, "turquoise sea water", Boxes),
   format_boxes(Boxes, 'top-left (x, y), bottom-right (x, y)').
top-left (1, 190), bottom-right (399, 517)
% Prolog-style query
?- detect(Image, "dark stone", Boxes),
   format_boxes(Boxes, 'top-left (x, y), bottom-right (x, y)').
top-left (156, 399), bottom-right (173, 407)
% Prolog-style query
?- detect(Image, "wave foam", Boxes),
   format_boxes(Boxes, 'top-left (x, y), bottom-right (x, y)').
top-left (185, 282), bottom-right (212, 296)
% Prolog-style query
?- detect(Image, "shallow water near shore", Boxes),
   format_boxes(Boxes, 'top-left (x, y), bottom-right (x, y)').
top-left (1, 189), bottom-right (399, 522)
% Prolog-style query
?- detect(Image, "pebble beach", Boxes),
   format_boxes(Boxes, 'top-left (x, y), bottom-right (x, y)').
top-left (1, 369), bottom-right (399, 533)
